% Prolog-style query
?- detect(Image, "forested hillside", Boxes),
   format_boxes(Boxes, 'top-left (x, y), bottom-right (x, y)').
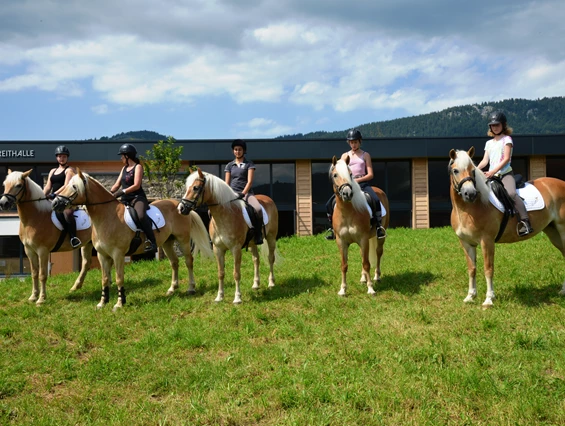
top-left (278, 97), bottom-right (565, 139)
top-left (93, 130), bottom-right (168, 141)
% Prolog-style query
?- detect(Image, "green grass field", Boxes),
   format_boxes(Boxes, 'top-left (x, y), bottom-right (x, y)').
top-left (1, 227), bottom-right (565, 425)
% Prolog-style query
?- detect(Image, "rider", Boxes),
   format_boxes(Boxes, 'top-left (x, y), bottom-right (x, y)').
top-left (44, 145), bottom-right (82, 248)
top-left (110, 143), bottom-right (157, 252)
top-left (326, 129), bottom-right (386, 240)
top-left (477, 111), bottom-right (533, 237)
top-left (224, 139), bottom-right (264, 245)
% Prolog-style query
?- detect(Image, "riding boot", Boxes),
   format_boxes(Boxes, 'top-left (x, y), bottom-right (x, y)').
top-left (141, 217), bottom-right (157, 252)
top-left (517, 218), bottom-right (533, 237)
top-left (371, 214), bottom-right (387, 239)
top-left (325, 215), bottom-right (335, 240)
top-left (65, 210), bottom-right (81, 248)
top-left (254, 214), bottom-right (264, 245)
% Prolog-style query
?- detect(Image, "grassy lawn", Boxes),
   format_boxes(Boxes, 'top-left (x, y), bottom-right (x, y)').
top-left (1, 227), bottom-right (565, 425)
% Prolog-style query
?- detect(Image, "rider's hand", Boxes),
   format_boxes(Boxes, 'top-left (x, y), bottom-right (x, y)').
top-left (113, 189), bottom-right (125, 198)
top-left (237, 192), bottom-right (245, 199)
top-left (47, 193), bottom-right (56, 200)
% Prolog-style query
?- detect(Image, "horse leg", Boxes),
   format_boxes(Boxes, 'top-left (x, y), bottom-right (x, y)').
top-left (251, 245), bottom-right (260, 290)
top-left (232, 248), bottom-right (243, 304)
top-left (24, 247), bottom-right (40, 302)
top-left (374, 237), bottom-right (385, 282)
top-left (70, 242), bottom-right (92, 292)
top-left (459, 240), bottom-right (478, 303)
top-left (214, 246), bottom-right (226, 302)
top-left (360, 242), bottom-right (375, 295)
top-left (338, 240), bottom-right (349, 296)
top-left (542, 225), bottom-right (565, 296)
top-left (162, 239), bottom-right (181, 296)
top-left (37, 249), bottom-right (50, 305)
top-left (97, 254), bottom-right (113, 309)
top-left (112, 256), bottom-right (126, 311)
top-left (267, 235), bottom-right (276, 288)
top-left (480, 239), bottom-right (496, 307)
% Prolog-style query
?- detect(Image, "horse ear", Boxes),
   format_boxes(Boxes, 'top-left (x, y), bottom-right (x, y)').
top-left (332, 156), bottom-right (337, 166)
top-left (468, 146), bottom-right (475, 158)
top-left (22, 169), bottom-right (33, 178)
top-left (7, 169), bottom-right (13, 174)
top-left (197, 168), bottom-right (204, 179)
top-left (449, 149), bottom-right (457, 160)
top-left (344, 155), bottom-right (350, 165)
top-left (76, 167), bottom-right (83, 178)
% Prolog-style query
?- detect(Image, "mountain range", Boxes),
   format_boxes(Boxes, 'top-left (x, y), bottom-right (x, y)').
top-left (95, 97), bottom-right (565, 141)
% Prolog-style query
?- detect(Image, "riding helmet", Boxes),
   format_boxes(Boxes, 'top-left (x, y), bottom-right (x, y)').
top-left (488, 111), bottom-right (507, 126)
top-left (54, 145), bottom-right (70, 156)
top-left (231, 139), bottom-right (247, 152)
top-left (347, 129), bottom-right (363, 141)
top-left (117, 143), bottom-right (137, 157)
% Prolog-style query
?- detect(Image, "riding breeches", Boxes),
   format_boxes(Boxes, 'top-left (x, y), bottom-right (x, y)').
top-left (501, 173), bottom-right (528, 221)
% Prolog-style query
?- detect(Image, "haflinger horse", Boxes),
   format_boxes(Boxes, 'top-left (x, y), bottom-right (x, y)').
top-left (329, 156), bottom-right (389, 296)
top-left (178, 169), bottom-right (278, 304)
top-left (449, 147), bottom-right (565, 307)
top-left (52, 169), bottom-right (213, 311)
top-left (0, 169), bottom-right (93, 305)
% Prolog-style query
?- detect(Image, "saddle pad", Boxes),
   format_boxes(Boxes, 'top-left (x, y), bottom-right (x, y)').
top-left (241, 204), bottom-right (269, 229)
top-left (489, 182), bottom-right (545, 213)
top-left (124, 205), bottom-right (166, 232)
top-left (51, 209), bottom-right (91, 231)
top-left (362, 197), bottom-right (387, 218)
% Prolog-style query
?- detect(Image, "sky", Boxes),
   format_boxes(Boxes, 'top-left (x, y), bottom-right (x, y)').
top-left (1, 0), bottom-right (565, 141)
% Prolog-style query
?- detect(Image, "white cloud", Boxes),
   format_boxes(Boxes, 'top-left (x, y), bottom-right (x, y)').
top-left (91, 104), bottom-right (108, 114)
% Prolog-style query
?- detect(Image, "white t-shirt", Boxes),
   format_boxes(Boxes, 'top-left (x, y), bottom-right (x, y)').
top-left (485, 135), bottom-right (513, 176)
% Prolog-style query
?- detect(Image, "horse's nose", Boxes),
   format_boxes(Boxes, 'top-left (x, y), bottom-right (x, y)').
top-left (463, 188), bottom-right (477, 202)
top-left (178, 203), bottom-right (188, 215)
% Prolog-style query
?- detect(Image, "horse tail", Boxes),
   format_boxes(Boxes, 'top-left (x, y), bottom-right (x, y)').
top-left (188, 211), bottom-right (214, 259)
top-left (369, 236), bottom-right (377, 268)
top-left (260, 242), bottom-right (283, 265)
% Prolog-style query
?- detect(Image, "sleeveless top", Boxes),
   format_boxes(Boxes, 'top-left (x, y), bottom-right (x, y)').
top-left (49, 166), bottom-right (68, 193)
top-left (224, 158), bottom-right (256, 193)
top-left (348, 151), bottom-right (367, 178)
top-left (120, 165), bottom-right (147, 201)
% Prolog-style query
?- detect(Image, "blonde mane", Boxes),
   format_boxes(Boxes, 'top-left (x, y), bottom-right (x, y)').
top-left (186, 170), bottom-right (240, 205)
top-left (4, 171), bottom-right (51, 213)
top-left (335, 159), bottom-right (369, 212)
top-left (452, 150), bottom-right (490, 204)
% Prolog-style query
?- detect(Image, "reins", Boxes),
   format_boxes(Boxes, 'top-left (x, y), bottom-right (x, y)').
top-left (180, 175), bottom-right (240, 211)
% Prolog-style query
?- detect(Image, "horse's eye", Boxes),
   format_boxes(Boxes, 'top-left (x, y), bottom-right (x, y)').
top-left (453, 169), bottom-right (459, 175)
top-left (194, 186), bottom-right (201, 192)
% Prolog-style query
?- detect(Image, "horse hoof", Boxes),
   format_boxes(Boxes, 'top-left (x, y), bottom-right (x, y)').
top-left (559, 289), bottom-right (565, 296)
top-left (233, 299), bottom-right (242, 305)
top-left (338, 291), bottom-right (346, 297)
top-left (166, 289), bottom-right (175, 296)
top-left (187, 289), bottom-right (196, 296)
top-left (463, 295), bottom-right (475, 303)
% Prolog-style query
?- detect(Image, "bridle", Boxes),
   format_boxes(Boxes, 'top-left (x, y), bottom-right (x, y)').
top-left (180, 175), bottom-right (206, 212)
top-left (450, 162), bottom-right (477, 196)
top-left (53, 176), bottom-right (116, 208)
top-left (330, 165), bottom-right (353, 199)
top-left (0, 178), bottom-right (48, 207)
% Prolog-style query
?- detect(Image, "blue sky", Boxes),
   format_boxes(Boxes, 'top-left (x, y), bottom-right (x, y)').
top-left (1, 0), bottom-right (564, 141)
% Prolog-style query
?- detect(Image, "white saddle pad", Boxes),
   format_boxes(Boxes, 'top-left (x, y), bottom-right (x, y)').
top-left (489, 182), bottom-right (545, 213)
top-left (51, 209), bottom-right (91, 231)
top-left (124, 205), bottom-right (166, 232)
top-left (241, 204), bottom-right (269, 229)
top-left (363, 199), bottom-right (387, 218)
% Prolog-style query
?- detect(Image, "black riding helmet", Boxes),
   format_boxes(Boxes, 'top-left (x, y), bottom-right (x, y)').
top-left (231, 139), bottom-right (247, 153)
top-left (488, 111), bottom-right (507, 127)
top-left (54, 145), bottom-right (70, 156)
top-left (347, 129), bottom-right (362, 141)
top-left (117, 143), bottom-right (137, 157)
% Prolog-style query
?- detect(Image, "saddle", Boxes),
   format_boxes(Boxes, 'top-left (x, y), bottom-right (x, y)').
top-left (241, 201), bottom-right (263, 249)
top-left (122, 202), bottom-right (161, 255)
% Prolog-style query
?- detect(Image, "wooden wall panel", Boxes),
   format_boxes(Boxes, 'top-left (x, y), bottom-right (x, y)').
top-left (529, 156), bottom-right (546, 180)
top-left (412, 158), bottom-right (429, 229)
top-left (295, 160), bottom-right (312, 236)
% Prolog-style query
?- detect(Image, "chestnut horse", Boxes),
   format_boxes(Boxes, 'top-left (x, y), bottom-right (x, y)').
top-left (449, 147), bottom-right (565, 307)
top-left (178, 169), bottom-right (278, 304)
top-left (329, 156), bottom-right (389, 296)
top-left (52, 169), bottom-right (213, 311)
top-left (0, 169), bottom-right (93, 304)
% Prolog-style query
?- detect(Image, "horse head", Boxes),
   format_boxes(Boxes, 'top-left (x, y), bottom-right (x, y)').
top-left (330, 156), bottom-right (354, 202)
top-left (449, 147), bottom-right (483, 203)
top-left (52, 168), bottom-right (87, 212)
top-left (0, 169), bottom-right (33, 210)
top-left (179, 168), bottom-right (206, 215)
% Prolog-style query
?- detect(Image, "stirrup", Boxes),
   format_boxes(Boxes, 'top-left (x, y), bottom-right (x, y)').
top-left (70, 237), bottom-right (81, 248)
top-left (144, 240), bottom-right (157, 252)
top-left (517, 220), bottom-right (533, 237)
top-left (376, 226), bottom-right (387, 239)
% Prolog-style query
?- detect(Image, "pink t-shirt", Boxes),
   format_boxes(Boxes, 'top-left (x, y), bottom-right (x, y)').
top-left (348, 151), bottom-right (367, 178)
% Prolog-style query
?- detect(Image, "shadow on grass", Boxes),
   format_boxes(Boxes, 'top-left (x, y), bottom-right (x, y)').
top-left (252, 274), bottom-right (328, 302)
top-left (377, 271), bottom-right (436, 295)
top-left (510, 282), bottom-right (564, 307)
